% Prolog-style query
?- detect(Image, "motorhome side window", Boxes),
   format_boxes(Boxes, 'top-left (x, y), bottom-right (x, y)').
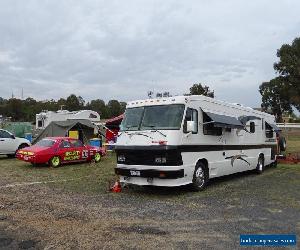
top-left (183, 108), bottom-right (198, 133)
top-left (203, 112), bottom-right (222, 136)
top-left (250, 122), bottom-right (255, 133)
top-left (265, 122), bottom-right (273, 138)
top-left (38, 120), bottom-right (43, 128)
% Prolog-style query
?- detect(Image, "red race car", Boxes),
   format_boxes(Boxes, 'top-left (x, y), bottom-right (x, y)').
top-left (16, 137), bottom-right (106, 167)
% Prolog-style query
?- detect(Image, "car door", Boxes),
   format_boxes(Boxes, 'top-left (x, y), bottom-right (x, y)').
top-left (0, 130), bottom-right (18, 154)
top-left (57, 140), bottom-right (76, 162)
top-left (69, 139), bottom-right (87, 161)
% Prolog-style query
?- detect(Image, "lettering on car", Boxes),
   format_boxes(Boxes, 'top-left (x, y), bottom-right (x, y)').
top-left (64, 151), bottom-right (80, 161)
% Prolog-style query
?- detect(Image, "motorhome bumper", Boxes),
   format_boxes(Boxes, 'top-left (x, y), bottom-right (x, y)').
top-left (115, 168), bottom-right (184, 179)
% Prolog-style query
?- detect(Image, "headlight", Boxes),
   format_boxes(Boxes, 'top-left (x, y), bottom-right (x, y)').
top-left (27, 152), bottom-right (35, 156)
top-left (117, 155), bottom-right (126, 162)
top-left (154, 157), bottom-right (167, 164)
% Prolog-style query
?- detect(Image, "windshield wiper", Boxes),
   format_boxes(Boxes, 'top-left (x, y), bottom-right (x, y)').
top-left (143, 125), bottom-right (167, 137)
top-left (128, 132), bottom-right (154, 139)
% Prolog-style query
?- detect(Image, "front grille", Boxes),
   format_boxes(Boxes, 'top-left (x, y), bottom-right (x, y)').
top-left (116, 149), bottom-right (183, 166)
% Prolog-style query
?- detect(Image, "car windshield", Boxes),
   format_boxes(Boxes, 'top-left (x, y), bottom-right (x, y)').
top-left (35, 139), bottom-right (56, 147)
top-left (120, 104), bottom-right (185, 131)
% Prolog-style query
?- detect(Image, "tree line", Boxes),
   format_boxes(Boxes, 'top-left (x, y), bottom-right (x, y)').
top-left (0, 84), bottom-right (214, 122)
top-left (0, 94), bottom-right (126, 122)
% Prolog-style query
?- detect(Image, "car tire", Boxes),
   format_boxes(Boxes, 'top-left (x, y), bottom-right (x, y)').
top-left (94, 152), bottom-right (101, 163)
top-left (256, 155), bottom-right (265, 174)
top-left (50, 156), bottom-right (61, 168)
top-left (278, 136), bottom-right (286, 152)
top-left (191, 162), bottom-right (208, 191)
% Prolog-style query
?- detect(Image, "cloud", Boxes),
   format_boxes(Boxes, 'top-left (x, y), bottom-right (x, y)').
top-left (0, 0), bottom-right (300, 108)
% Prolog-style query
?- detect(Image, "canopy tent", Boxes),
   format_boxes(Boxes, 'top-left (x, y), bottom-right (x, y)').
top-left (33, 119), bottom-right (97, 144)
top-left (105, 114), bottom-right (124, 143)
top-left (203, 111), bottom-right (244, 129)
top-left (105, 114), bottom-right (124, 128)
top-left (238, 115), bottom-right (261, 125)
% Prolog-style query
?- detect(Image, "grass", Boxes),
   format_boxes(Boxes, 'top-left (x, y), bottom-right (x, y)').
top-left (281, 128), bottom-right (300, 154)
top-left (0, 130), bottom-right (299, 201)
top-left (1, 153), bottom-right (300, 208)
top-left (0, 152), bottom-right (117, 194)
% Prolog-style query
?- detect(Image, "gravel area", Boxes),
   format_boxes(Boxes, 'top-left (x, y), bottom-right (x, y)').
top-left (0, 159), bottom-right (300, 249)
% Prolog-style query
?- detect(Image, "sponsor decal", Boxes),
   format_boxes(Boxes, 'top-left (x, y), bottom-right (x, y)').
top-left (82, 150), bottom-right (89, 159)
top-left (64, 151), bottom-right (80, 161)
top-left (225, 154), bottom-right (250, 166)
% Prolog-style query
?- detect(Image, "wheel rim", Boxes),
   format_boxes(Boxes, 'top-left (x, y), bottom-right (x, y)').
top-left (258, 158), bottom-right (263, 171)
top-left (94, 153), bottom-right (101, 162)
top-left (195, 167), bottom-right (205, 187)
top-left (52, 157), bottom-right (60, 167)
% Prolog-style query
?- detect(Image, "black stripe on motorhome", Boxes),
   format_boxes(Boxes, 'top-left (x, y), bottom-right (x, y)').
top-left (115, 144), bottom-right (277, 152)
top-left (115, 144), bottom-right (277, 166)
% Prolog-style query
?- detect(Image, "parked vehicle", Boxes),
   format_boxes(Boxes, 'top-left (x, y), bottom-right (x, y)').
top-left (36, 110), bottom-right (100, 129)
top-left (115, 95), bottom-right (283, 191)
top-left (0, 129), bottom-right (31, 158)
top-left (16, 137), bottom-right (106, 167)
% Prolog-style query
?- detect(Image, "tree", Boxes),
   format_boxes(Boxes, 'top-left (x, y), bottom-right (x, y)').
top-left (5, 98), bottom-right (24, 121)
top-left (65, 94), bottom-right (85, 111)
top-left (259, 77), bottom-right (292, 122)
top-left (273, 37), bottom-right (300, 111)
top-left (188, 83), bottom-right (214, 97)
top-left (120, 102), bottom-right (127, 114)
top-left (87, 99), bottom-right (107, 118)
top-left (107, 100), bottom-right (121, 118)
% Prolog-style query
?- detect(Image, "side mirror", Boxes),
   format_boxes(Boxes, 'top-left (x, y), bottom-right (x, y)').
top-left (186, 121), bottom-right (197, 133)
top-left (10, 134), bottom-right (15, 139)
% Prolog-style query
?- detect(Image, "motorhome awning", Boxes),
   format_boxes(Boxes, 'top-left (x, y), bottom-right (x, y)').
top-left (204, 111), bottom-right (244, 129)
top-left (266, 122), bottom-right (281, 131)
top-left (238, 115), bottom-right (261, 125)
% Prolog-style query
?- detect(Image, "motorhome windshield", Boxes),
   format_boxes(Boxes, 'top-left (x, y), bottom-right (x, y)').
top-left (121, 104), bottom-right (185, 131)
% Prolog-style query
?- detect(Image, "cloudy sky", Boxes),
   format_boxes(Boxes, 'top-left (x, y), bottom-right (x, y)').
top-left (0, 0), bottom-right (299, 107)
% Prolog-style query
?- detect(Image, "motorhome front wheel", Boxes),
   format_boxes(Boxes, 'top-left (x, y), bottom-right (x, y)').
top-left (256, 155), bottom-right (265, 174)
top-left (192, 162), bottom-right (208, 191)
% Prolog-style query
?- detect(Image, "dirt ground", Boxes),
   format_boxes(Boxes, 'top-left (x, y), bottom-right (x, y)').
top-left (0, 155), bottom-right (299, 250)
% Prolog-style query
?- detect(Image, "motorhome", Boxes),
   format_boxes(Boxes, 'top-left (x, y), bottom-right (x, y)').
top-left (36, 110), bottom-right (100, 129)
top-left (115, 95), bottom-right (284, 190)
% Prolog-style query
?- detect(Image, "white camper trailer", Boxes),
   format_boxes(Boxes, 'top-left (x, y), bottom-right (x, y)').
top-left (115, 95), bottom-right (283, 190)
top-left (36, 110), bottom-right (100, 129)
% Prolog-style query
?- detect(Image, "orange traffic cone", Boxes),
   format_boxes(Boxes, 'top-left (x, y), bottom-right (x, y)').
top-left (111, 181), bottom-right (122, 193)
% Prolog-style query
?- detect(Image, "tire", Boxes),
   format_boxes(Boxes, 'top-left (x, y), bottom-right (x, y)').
top-left (278, 136), bottom-right (286, 152)
top-left (94, 152), bottom-right (101, 163)
top-left (191, 162), bottom-right (208, 191)
top-left (49, 156), bottom-right (61, 168)
top-left (256, 155), bottom-right (265, 174)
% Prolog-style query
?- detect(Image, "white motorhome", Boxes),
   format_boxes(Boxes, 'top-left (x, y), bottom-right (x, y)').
top-left (36, 110), bottom-right (100, 129)
top-left (115, 95), bottom-right (283, 190)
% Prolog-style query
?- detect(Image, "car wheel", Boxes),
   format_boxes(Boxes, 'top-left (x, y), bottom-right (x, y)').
top-left (278, 136), bottom-right (286, 152)
top-left (50, 156), bottom-right (61, 168)
top-left (94, 152), bottom-right (101, 163)
top-left (256, 155), bottom-right (265, 174)
top-left (191, 162), bottom-right (208, 191)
